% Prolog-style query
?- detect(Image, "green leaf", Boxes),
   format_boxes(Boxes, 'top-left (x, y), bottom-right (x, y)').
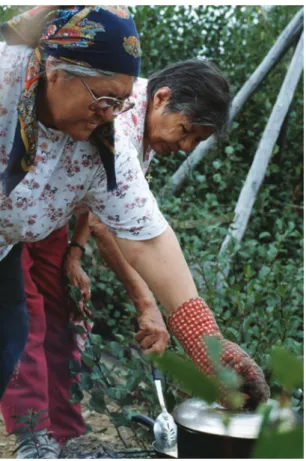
top-left (89, 333), bottom-right (102, 346)
top-left (217, 368), bottom-right (242, 390)
top-left (225, 145), bottom-right (234, 155)
top-left (259, 232), bottom-right (271, 239)
top-left (270, 347), bottom-right (303, 391)
top-left (81, 351), bottom-right (95, 368)
top-left (196, 174), bottom-right (206, 183)
top-left (253, 426), bottom-right (304, 459)
top-left (258, 265), bottom-right (270, 279)
top-left (91, 365), bottom-right (102, 381)
top-left (89, 389), bottom-right (106, 413)
top-left (69, 359), bottom-right (82, 374)
top-left (153, 351), bottom-right (219, 403)
top-left (205, 336), bottom-right (222, 366)
top-left (73, 324), bottom-right (86, 334)
top-left (109, 412), bottom-right (128, 427)
top-left (244, 264), bottom-right (254, 279)
top-left (69, 382), bottom-right (84, 403)
top-left (80, 373), bottom-right (93, 391)
top-left (213, 160), bottom-right (222, 170)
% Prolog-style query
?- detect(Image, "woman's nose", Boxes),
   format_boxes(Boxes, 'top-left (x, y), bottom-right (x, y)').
top-left (96, 106), bottom-right (117, 123)
top-left (180, 137), bottom-right (198, 154)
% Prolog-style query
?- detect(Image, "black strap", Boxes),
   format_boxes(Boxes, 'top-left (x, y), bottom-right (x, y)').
top-left (68, 241), bottom-right (85, 255)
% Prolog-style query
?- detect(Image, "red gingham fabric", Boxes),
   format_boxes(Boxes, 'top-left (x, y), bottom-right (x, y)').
top-left (168, 297), bottom-right (270, 407)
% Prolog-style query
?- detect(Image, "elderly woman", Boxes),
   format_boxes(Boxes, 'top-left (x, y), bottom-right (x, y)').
top-left (0, 4), bottom-right (142, 402)
top-left (2, 52), bottom-right (270, 456)
top-left (72, 62), bottom-right (270, 409)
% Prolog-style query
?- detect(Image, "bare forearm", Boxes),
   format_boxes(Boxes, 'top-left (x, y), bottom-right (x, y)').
top-left (68, 211), bottom-right (91, 260)
top-left (97, 235), bottom-right (157, 313)
top-left (72, 212), bottom-right (91, 244)
top-left (89, 214), bottom-right (169, 354)
top-left (115, 226), bottom-right (198, 314)
top-left (89, 216), bottom-right (157, 312)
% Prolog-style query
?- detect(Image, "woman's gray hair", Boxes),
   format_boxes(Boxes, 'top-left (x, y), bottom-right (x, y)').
top-left (48, 58), bottom-right (117, 78)
top-left (147, 58), bottom-right (231, 139)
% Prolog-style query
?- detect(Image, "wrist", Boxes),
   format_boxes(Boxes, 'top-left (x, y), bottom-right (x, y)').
top-left (135, 296), bottom-right (158, 315)
top-left (67, 242), bottom-right (85, 260)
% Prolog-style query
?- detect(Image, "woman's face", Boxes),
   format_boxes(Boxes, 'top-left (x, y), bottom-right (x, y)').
top-left (145, 87), bottom-right (214, 155)
top-left (44, 67), bottom-right (134, 140)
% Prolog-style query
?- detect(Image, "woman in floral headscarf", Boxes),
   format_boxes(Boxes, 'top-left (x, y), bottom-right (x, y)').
top-left (0, 7), bottom-right (270, 457)
top-left (0, 5), bottom-right (144, 401)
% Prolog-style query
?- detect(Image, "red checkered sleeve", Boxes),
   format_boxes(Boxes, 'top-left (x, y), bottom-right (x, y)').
top-left (168, 297), bottom-right (270, 408)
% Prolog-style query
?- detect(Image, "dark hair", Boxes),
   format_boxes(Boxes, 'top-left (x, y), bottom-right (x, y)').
top-left (147, 58), bottom-right (231, 138)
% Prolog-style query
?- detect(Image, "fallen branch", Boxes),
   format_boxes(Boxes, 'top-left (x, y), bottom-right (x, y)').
top-left (168, 8), bottom-right (304, 194)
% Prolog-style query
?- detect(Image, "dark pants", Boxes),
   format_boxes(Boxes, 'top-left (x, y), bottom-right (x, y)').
top-left (1, 227), bottom-right (85, 442)
top-left (0, 243), bottom-right (29, 400)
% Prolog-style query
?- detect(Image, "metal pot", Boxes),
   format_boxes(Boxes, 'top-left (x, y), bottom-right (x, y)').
top-left (132, 398), bottom-right (299, 459)
top-left (172, 398), bottom-right (299, 459)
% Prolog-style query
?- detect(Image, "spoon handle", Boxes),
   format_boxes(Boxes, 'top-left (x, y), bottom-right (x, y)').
top-left (152, 364), bottom-right (163, 381)
top-left (152, 365), bottom-right (167, 412)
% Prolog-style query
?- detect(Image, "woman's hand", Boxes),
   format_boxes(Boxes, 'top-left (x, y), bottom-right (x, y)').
top-left (135, 305), bottom-right (170, 355)
top-left (64, 248), bottom-right (91, 301)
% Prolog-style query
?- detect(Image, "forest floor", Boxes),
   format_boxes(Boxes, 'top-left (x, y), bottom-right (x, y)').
top-left (0, 396), bottom-right (150, 459)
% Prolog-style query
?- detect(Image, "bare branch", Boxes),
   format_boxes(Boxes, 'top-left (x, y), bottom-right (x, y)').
top-left (168, 8), bottom-right (304, 194)
top-left (218, 32), bottom-right (304, 281)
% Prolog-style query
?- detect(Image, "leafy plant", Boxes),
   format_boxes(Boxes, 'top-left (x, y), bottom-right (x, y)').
top-left (10, 410), bottom-right (56, 459)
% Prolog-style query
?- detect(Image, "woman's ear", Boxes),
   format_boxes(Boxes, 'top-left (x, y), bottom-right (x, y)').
top-left (152, 86), bottom-right (171, 110)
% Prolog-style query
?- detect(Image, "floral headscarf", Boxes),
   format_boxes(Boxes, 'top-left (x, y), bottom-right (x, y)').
top-left (0, 6), bottom-right (141, 195)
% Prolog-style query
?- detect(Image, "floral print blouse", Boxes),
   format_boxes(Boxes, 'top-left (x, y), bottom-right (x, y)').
top-left (0, 43), bottom-right (167, 261)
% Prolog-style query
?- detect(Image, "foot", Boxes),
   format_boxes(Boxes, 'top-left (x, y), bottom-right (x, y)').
top-left (16, 429), bottom-right (61, 459)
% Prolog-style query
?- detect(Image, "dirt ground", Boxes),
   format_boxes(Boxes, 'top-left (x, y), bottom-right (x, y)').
top-left (0, 398), bottom-right (150, 459)
top-left (0, 412), bottom-right (14, 458)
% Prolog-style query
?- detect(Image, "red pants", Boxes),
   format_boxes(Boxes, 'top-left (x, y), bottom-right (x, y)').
top-left (0, 226), bottom-right (85, 443)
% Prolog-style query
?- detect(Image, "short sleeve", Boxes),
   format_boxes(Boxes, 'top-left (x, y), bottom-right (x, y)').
top-left (83, 138), bottom-right (168, 241)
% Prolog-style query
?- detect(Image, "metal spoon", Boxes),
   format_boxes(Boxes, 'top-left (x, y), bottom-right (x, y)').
top-left (152, 365), bottom-right (177, 450)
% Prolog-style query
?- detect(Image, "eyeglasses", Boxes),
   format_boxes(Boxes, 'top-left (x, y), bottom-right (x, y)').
top-left (80, 77), bottom-right (135, 116)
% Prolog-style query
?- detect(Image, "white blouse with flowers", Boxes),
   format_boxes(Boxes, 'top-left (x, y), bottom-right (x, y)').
top-left (0, 43), bottom-right (167, 261)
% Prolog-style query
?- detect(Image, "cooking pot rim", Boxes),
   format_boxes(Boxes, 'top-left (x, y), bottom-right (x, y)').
top-left (172, 398), bottom-right (290, 440)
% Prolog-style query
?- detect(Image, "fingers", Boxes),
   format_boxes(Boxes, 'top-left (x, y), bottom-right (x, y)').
top-left (135, 329), bottom-right (147, 342)
top-left (143, 337), bottom-right (168, 355)
top-left (73, 274), bottom-right (91, 300)
top-left (139, 334), bottom-right (156, 351)
top-left (135, 328), bottom-right (169, 343)
top-left (78, 300), bottom-right (93, 318)
top-left (136, 329), bottom-right (170, 355)
top-left (81, 285), bottom-right (91, 301)
top-left (241, 381), bottom-right (270, 410)
top-left (241, 367), bottom-right (270, 410)
top-left (220, 340), bottom-right (270, 409)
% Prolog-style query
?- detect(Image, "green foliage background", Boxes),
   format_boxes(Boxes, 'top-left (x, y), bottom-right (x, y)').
top-left (0, 4), bottom-right (303, 448)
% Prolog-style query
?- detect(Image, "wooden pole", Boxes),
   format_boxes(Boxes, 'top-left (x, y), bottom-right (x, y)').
top-left (217, 32), bottom-right (304, 281)
top-left (168, 8), bottom-right (304, 194)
